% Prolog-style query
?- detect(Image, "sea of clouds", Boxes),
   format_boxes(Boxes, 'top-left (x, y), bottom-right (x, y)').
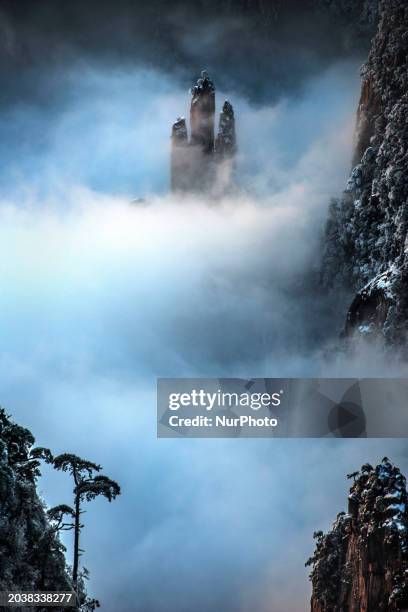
top-left (1, 60), bottom-right (407, 611)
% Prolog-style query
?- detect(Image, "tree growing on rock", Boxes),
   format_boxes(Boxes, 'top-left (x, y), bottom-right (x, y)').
top-left (31, 448), bottom-right (121, 609)
top-left (49, 454), bottom-right (120, 591)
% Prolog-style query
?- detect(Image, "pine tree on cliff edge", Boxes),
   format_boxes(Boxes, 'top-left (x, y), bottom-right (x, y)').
top-left (31, 447), bottom-right (121, 611)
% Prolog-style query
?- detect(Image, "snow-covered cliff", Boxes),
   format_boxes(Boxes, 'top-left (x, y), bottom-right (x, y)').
top-left (0, 409), bottom-right (71, 607)
top-left (322, 0), bottom-right (408, 343)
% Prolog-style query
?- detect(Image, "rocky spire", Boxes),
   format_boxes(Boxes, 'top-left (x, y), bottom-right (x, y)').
top-left (215, 100), bottom-right (236, 160)
top-left (171, 117), bottom-right (189, 193)
top-left (307, 458), bottom-right (408, 611)
top-left (190, 70), bottom-right (216, 154)
top-left (170, 71), bottom-right (236, 195)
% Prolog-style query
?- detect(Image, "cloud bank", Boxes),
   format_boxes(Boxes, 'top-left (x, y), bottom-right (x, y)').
top-left (1, 60), bottom-right (406, 612)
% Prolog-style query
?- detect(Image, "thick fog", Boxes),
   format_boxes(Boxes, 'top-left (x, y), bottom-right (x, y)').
top-left (0, 5), bottom-right (405, 611)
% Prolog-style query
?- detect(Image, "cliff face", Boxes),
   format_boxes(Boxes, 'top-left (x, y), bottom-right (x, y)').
top-left (171, 71), bottom-right (236, 196)
top-left (321, 0), bottom-right (408, 343)
top-left (307, 458), bottom-right (408, 612)
top-left (0, 409), bottom-right (71, 603)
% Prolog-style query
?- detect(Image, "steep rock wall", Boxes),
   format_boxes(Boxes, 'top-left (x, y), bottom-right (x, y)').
top-left (308, 459), bottom-right (408, 611)
top-left (321, 0), bottom-right (408, 342)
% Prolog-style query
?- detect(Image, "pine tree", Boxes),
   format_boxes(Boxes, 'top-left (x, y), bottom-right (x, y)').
top-left (45, 453), bottom-right (121, 605)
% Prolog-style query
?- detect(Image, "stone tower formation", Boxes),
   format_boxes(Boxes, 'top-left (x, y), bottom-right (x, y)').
top-left (171, 71), bottom-right (236, 195)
